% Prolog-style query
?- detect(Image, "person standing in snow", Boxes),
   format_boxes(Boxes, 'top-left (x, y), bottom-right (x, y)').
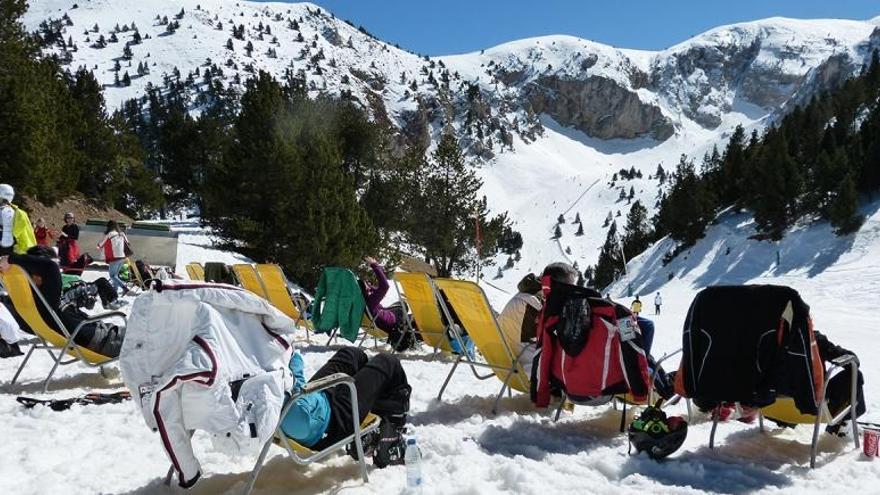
top-left (631, 295), bottom-right (642, 316)
top-left (34, 218), bottom-right (54, 247)
top-left (57, 212), bottom-right (80, 267)
top-left (97, 220), bottom-right (130, 295)
top-left (654, 292), bottom-right (662, 315)
top-left (0, 185), bottom-right (15, 256)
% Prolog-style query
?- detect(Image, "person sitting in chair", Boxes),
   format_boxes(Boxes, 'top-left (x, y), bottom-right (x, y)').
top-left (282, 347), bottom-right (411, 467)
top-left (0, 249), bottom-right (124, 357)
top-left (362, 256), bottom-right (414, 351)
top-left (498, 264), bottom-right (577, 378)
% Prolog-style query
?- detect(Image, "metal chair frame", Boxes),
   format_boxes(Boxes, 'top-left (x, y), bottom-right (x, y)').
top-left (4, 269), bottom-right (126, 392)
top-left (708, 354), bottom-right (860, 468)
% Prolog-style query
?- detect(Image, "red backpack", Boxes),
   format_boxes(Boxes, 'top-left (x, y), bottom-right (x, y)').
top-left (532, 277), bottom-right (651, 407)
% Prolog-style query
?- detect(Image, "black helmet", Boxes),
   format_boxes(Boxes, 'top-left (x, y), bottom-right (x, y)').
top-left (628, 405), bottom-right (688, 460)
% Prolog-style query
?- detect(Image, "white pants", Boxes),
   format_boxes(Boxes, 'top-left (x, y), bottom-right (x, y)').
top-left (518, 342), bottom-right (536, 379)
top-left (0, 303), bottom-right (27, 344)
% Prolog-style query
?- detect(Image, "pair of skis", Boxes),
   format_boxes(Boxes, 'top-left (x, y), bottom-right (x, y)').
top-left (16, 391), bottom-right (131, 411)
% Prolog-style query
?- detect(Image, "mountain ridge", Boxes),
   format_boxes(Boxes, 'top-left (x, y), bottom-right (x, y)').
top-left (21, 0), bottom-right (880, 290)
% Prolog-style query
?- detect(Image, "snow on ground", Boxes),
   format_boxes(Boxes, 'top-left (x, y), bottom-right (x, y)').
top-left (1, 212), bottom-right (880, 495)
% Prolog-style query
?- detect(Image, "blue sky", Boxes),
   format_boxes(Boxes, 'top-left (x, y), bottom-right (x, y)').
top-left (271, 0), bottom-right (880, 55)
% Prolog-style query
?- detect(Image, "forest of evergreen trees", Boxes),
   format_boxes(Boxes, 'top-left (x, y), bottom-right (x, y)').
top-left (0, 1), bottom-right (517, 287)
top-left (659, 51), bottom-right (880, 246)
top-left (589, 51), bottom-right (880, 290)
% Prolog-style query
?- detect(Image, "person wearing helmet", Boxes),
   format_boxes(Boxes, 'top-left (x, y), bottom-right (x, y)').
top-left (0, 184), bottom-right (16, 256)
top-left (57, 212), bottom-right (80, 267)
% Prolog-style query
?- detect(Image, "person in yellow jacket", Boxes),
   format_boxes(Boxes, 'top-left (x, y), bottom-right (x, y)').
top-left (631, 295), bottom-right (643, 315)
top-left (0, 184), bottom-right (36, 256)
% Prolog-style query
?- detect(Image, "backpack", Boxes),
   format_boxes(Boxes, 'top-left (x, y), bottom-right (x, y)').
top-left (10, 205), bottom-right (36, 254)
top-left (533, 277), bottom-right (650, 406)
top-left (93, 277), bottom-right (119, 306)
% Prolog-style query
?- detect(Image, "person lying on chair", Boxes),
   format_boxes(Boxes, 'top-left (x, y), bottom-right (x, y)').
top-left (0, 249), bottom-right (124, 357)
top-left (281, 347), bottom-right (412, 467)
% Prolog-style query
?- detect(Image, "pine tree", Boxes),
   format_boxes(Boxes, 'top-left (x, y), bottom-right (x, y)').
top-left (622, 200), bottom-right (651, 259)
top-left (402, 133), bottom-right (511, 276)
top-left (557, 213), bottom-right (565, 224)
top-left (553, 224), bottom-right (562, 239)
top-left (575, 223), bottom-right (584, 236)
top-left (245, 40), bottom-right (254, 56)
top-left (828, 172), bottom-right (863, 235)
top-left (655, 155), bottom-right (714, 246)
top-left (574, 212), bottom-right (580, 223)
top-left (593, 221), bottom-right (623, 289)
top-left (720, 125), bottom-right (748, 207)
top-left (751, 131), bottom-right (802, 239)
top-left (201, 71), bottom-right (378, 287)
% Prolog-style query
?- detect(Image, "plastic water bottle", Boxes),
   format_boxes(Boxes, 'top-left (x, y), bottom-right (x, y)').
top-left (405, 437), bottom-right (422, 493)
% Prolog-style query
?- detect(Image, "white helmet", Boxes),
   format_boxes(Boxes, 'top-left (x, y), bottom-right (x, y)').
top-left (0, 184), bottom-right (14, 203)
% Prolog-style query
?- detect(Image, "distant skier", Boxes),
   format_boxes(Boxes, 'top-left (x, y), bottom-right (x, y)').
top-left (631, 295), bottom-right (642, 316)
top-left (654, 292), bottom-right (662, 315)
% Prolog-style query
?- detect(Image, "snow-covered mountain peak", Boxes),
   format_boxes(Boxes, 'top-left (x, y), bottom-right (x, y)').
top-left (20, 0), bottom-right (880, 293)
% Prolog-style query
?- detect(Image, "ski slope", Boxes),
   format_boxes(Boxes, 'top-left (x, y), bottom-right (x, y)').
top-left (1, 212), bottom-right (879, 494)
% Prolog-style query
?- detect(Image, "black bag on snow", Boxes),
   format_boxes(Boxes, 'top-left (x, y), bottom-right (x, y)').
top-left (93, 277), bottom-right (118, 306)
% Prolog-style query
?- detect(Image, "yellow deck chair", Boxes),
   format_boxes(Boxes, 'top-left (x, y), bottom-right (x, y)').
top-left (163, 375), bottom-right (382, 495)
top-left (2, 264), bottom-right (127, 392)
top-left (254, 264), bottom-right (313, 338)
top-left (750, 356), bottom-right (859, 468)
top-left (433, 278), bottom-right (529, 414)
top-left (243, 373), bottom-right (381, 495)
top-left (126, 257), bottom-right (145, 290)
top-left (185, 262), bottom-right (205, 281)
top-left (393, 271), bottom-right (452, 354)
top-left (233, 264), bottom-right (268, 299)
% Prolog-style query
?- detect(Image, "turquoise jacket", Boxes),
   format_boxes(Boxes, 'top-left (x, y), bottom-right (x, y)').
top-left (280, 352), bottom-right (331, 447)
top-left (310, 267), bottom-right (365, 342)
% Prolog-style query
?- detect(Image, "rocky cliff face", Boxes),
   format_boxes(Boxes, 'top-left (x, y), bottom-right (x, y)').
top-left (524, 75), bottom-right (674, 140)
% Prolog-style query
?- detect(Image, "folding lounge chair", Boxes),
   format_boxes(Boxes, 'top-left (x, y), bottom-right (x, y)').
top-left (393, 271), bottom-right (454, 355)
top-left (677, 285), bottom-right (859, 468)
top-left (161, 373), bottom-right (381, 494)
top-left (357, 310), bottom-right (388, 349)
top-left (233, 264), bottom-right (269, 299)
top-left (728, 355), bottom-right (859, 468)
top-left (185, 262), bottom-right (205, 281)
top-left (254, 264), bottom-right (313, 339)
top-left (553, 349), bottom-right (690, 431)
top-left (245, 372), bottom-right (380, 494)
top-left (2, 264), bottom-right (126, 392)
top-left (126, 257), bottom-right (145, 290)
top-left (314, 267), bottom-right (407, 352)
top-left (432, 278), bottom-right (529, 414)
top-left (312, 267), bottom-right (371, 345)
